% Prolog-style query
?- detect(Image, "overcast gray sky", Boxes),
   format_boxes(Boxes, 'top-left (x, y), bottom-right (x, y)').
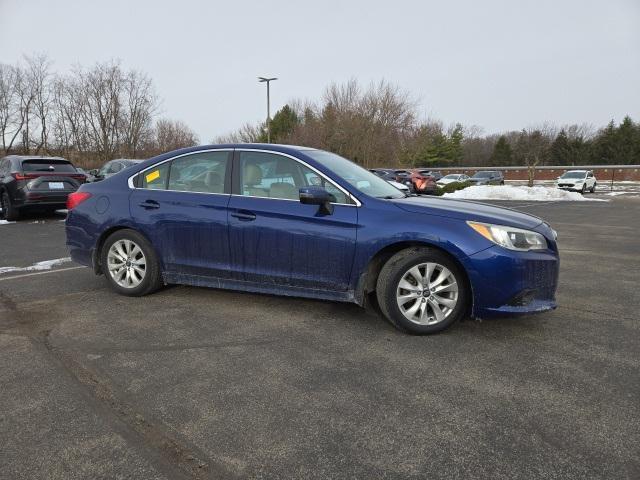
top-left (1, 0), bottom-right (639, 141)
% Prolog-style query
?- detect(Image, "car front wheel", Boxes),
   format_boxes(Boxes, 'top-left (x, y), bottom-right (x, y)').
top-left (101, 229), bottom-right (163, 296)
top-left (590, 182), bottom-right (596, 193)
top-left (376, 247), bottom-right (469, 334)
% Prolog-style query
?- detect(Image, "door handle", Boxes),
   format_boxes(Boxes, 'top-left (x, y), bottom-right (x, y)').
top-left (230, 210), bottom-right (256, 221)
top-left (139, 200), bottom-right (160, 210)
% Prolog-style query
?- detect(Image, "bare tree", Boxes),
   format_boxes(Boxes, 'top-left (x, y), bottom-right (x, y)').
top-left (514, 128), bottom-right (553, 186)
top-left (152, 118), bottom-right (199, 154)
top-left (77, 62), bottom-right (124, 162)
top-left (286, 79), bottom-right (417, 167)
top-left (215, 122), bottom-right (262, 143)
top-left (23, 54), bottom-right (54, 153)
top-left (0, 63), bottom-right (24, 154)
top-left (119, 69), bottom-right (158, 157)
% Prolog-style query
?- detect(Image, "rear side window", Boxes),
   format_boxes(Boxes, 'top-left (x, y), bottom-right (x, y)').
top-left (167, 151), bottom-right (229, 194)
top-left (22, 160), bottom-right (76, 173)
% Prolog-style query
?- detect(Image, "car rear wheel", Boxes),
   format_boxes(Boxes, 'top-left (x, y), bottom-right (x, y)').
top-left (376, 247), bottom-right (468, 334)
top-left (1, 191), bottom-right (19, 221)
top-left (101, 229), bottom-right (163, 296)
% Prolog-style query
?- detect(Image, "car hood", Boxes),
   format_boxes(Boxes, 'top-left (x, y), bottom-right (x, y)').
top-left (391, 196), bottom-right (544, 230)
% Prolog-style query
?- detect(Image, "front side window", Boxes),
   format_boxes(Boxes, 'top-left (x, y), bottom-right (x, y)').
top-left (238, 151), bottom-right (348, 203)
top-left (168, 151), bottom-right (229, 193)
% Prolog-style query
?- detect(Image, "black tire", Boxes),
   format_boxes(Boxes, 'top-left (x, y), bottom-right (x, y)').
top-left (376, 247), bottom-right (469, 334)
top-left (1, 191), bottom-right (20, 221)
top-left (590, 182), bottom-right (596, 193)
top-left (100, 229), bottom-right (163, 296)
top-left (580, 184), bottom-right (586, 194)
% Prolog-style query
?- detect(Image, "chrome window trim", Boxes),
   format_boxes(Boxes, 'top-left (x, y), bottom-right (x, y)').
top-left (127, 147), bottom-right (362, 207)
top-left (127, 148), bottom-right (234, 190)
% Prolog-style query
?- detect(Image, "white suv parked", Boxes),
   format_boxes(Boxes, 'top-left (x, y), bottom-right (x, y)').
top-left (557, 170), bottom-right (597, 193)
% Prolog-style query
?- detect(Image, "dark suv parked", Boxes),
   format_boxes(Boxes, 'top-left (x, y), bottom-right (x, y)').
top-left (0, 155), bottom-right (85, 220)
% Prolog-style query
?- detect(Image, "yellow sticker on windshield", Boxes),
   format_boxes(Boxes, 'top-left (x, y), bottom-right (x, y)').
top-left (145, 170), bottom-right (160, 183)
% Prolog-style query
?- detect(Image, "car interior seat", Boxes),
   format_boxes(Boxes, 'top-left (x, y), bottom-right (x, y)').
top-left (243, 164), bottom-right (266, 196)
top-left (203, 171), bottom-right (223, 193)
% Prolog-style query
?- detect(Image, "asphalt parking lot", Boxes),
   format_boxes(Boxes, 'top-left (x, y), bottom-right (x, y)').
top-left (1, 196), bottom-right (639, 479)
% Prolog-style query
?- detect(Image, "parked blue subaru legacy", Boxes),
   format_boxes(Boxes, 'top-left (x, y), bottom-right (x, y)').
top-left (65, 144), bottom-right (559, 334)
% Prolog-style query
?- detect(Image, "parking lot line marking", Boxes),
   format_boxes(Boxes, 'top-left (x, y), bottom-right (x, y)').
top-left (0, 266), bottom-right (86, 282)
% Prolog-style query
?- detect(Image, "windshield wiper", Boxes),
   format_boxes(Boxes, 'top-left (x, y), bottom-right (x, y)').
top-left (377, 194), bottom-right (406, 199)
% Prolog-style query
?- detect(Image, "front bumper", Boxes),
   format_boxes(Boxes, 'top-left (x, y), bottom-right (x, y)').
top-left (557, 184), bottom-right (583, 191)
top-left (462, 244), bottom-right (559, 318)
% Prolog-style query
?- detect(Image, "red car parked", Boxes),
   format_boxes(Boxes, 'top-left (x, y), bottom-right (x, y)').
top-left (405, 169), bottom-right (438, 194)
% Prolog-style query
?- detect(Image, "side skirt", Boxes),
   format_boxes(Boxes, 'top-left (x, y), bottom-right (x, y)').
top-left (162, 272), bottom-right (358, 304)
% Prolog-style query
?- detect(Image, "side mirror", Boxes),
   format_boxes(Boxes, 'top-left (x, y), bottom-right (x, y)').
top-left (299, 186), bottom-right (334, 215)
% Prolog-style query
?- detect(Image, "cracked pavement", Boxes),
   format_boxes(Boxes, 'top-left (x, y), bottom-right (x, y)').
top-left (1, 198), bottom-right (638, 479)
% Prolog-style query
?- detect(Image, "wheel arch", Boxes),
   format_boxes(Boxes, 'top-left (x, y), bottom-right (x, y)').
top-left (356, 241), bottom-right (473, 315)
top-left (92, 225), bottom-right (157, 275)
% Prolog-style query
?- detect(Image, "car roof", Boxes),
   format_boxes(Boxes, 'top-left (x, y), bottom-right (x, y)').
top-left (3, 155), bottom-right (69, 162)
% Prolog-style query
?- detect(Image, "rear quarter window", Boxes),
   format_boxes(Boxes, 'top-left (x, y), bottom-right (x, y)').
top-left (135, 162), bottom-right (170, 189)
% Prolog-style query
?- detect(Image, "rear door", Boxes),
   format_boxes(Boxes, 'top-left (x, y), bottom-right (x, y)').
top-left (227, 150), bottom-right (358, 291)
top-left (129, 149), bottom-right (233, 278)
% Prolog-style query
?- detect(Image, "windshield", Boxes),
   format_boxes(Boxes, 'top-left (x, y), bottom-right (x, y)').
top-left (560, 171), bottom-right (586, 179)
top-left (304, 150), bottom-right (406, 199)
top-left (442, 174), bottom-right (459, 180)
top-left (472, 171), bottom-right (493, 178)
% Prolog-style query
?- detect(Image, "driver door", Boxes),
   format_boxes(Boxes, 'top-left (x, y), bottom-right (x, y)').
top-left (227, 150), bottom-right (358, 291)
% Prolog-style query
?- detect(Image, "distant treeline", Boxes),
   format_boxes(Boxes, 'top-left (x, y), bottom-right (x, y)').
top-left (3, 56), bottom-right (638, 170)
top-left (219, 79), bottom-right (640, 169)
top-left (0, 55), bottom-right (199, 168)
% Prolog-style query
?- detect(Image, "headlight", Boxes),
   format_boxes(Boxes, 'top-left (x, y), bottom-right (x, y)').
top-left (467, 221), bottom-right (547, 251)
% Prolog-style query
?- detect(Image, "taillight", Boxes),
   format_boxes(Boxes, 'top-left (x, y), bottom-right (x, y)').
top-left (67, 191), bottom-right (92, 210)
top-left (13, 173), bottom-right (38, 181)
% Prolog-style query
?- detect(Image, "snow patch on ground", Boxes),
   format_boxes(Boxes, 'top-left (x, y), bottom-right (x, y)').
top-left (0, 257), bottom-right (72, 275)
top-left (443, 185), bottom-right (607, 202)
top-left (0, 220), bottom-right (15, 225)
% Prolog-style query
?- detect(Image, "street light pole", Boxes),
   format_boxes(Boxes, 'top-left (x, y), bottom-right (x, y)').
top-left (258, 76), bottom-right (277, 143)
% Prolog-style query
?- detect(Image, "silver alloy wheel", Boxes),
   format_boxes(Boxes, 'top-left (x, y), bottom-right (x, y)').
top-left (107, 239), bottom-right (147, 289)
top-left (396, 262), bottom-right (459, 325)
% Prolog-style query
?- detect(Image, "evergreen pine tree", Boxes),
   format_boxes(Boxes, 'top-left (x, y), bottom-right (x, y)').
top-left (490, 136), bottom-right (512, 166)
top-left (550, 129), bottom-right (571, 164)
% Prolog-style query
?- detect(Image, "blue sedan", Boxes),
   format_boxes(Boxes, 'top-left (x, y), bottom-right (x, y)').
top-left (65, 144), bottom-right (559, 334)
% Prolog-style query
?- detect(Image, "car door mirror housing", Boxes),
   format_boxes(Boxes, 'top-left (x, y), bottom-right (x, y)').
top-left (299, 186), bottom-right (334, 215)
